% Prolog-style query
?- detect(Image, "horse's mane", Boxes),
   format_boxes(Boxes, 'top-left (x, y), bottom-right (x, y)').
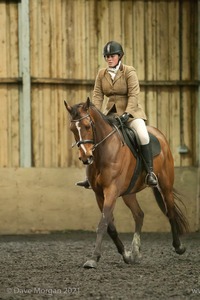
top-left (89, 103), bottom-right (119, 127)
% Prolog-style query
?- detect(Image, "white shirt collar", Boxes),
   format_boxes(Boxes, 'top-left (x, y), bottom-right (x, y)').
top-left (107, 61), bottom-right (121, 80)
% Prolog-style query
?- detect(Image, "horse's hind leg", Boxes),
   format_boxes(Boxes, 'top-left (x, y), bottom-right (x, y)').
top-left (122, 193), bottom-right (144, 264)
top-left (107, 219), bottom-right (125, 256)
top-left (153, 185), bottom-right (188, 254)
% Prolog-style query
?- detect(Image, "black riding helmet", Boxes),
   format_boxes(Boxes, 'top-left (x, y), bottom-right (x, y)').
top-left (103, 41), bottom-right (124, 59)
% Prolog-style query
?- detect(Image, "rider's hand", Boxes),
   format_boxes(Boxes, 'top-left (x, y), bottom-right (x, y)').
top-left (119, 112), bottom-right (130, 123)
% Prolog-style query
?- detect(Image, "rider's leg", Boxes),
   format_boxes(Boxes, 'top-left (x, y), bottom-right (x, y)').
top-left (129, 118), bottom-right (157, 186)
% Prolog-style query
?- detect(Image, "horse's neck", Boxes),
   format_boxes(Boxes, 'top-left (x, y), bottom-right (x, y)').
top-left (90, 108), bottom-right (123, 165)
top-left (90, 108), bottom-right (112, 138)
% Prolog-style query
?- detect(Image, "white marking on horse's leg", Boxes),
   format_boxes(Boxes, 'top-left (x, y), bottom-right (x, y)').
top-left (75, 121), bottom-right (87, 154)
top-left (122, 232), bottom-right (142, 264)
top-left (131, 232), bottom-right (142, 259)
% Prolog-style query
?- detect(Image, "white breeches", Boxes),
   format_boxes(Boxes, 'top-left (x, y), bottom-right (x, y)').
top-left (128, 118), bottom-right (150, 145)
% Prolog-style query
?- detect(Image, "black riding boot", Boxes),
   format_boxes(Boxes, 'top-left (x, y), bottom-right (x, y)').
top-left (141, 143), bottom-right (158, 187)
top-left (76, 178), bottom-right (90, 189)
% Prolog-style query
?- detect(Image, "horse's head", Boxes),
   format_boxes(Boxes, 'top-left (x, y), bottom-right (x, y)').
top-left (64, 97), bottom-right (95, 165)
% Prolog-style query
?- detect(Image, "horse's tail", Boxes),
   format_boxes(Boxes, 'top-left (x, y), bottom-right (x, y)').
top-left (152, 187), bottom-right (190, 235)
top-left (172, 189), bottom-right (190, 234)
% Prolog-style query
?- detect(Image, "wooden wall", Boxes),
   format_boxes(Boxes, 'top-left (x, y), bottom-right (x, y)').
top-left (0, 0), bottom-right (198, 168)
top-left (0, 1), bottom-right (19, 167)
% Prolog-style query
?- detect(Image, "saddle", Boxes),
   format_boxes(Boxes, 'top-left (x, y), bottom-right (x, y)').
top-left (123, 126), bottom-right (161, 158)
top-left (117, 122), bottom-right (161, 195)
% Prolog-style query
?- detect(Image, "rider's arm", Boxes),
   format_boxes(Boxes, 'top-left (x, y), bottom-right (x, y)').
top-left (92, 69), bottom-right (105, 111)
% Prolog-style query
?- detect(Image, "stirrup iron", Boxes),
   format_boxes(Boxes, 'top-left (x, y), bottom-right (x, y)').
top-left (145, 172), bottom-right (158, 187)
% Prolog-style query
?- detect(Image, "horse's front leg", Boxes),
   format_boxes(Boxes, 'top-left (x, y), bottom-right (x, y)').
top-left (122, 194), bottom-right (144, 264)
top-left (83, 191), bottom-right (116, 269)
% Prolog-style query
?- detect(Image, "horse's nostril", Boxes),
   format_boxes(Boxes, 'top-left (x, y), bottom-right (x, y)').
top-left (81, 156), bottom-right (94, 165)
top-left (88, 156), bottom-right (94, 165)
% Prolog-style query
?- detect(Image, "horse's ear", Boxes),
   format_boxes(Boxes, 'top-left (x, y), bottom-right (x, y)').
top-left (64, 100), bottom-right (72, 114)
top-left (85, 97), bottom-right (91, 109)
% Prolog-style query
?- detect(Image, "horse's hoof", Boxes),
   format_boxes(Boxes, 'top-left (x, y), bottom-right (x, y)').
top-left (134, 253), bottom-right (142, 264)
top-left (123, 251), bottom-right (141, 265)
top-left (175, 246), bottom-right (186, 255)
top-left (83, 260), bottom-right (97, 269)
top-left (123, 255), bottom-right (131, 264)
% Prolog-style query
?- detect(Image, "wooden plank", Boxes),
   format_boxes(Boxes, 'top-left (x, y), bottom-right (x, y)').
top-left (122, 1), bottom-right (133, 65)
top-left (168, 1), bottom-right (181, 166)
top-left (31, 85), bottom-right (40, 166)
top-left (0, 85), bottom-right (19, 168)
top-left (143, 1), bottom-right (156, 128)
top-left (0, 78), bottom-right (22, 83)
top-left (180, 88), bottom-right (193, 166)
top-left (155, 1), bottom-right (176, 156)
top-left (157, 88), bottom-right (170, 141)
top-left (0, 86), bottom-right (8, 166)
top-left (85, 0), bottom-right (98, 79)
top-left (57, 86), bottom-right (68, 167)
top-left (50, 86), bottom-right (57, 166)
top-left (29, 0), bottom-right (40, 77)
top-left (168, 0), bottom-right (179, 81)
top-left (145, 1), bottom-right (157, 81)
top-left (43, 85), bottom-right (52, 166)
top-left (132, 0), bottom-right (145, 80)
top-left (181, 0), bottom-right (191, 80)
top-left (109, 0), bottom-right (122, 42)
top-left (73, 0), bottom-right (86, 79)
top-left (8, 1), bottom-right (19, 77)
top-left (169, 88), bottom-right (181, 166)
top-left (49, 0), bottom-right (63, 78)
top-left (156, 1), bottom-right (169, 80)
top-left (9, 86), bottom-right (20, 167)
top-left (41, 0), bottom-right (50, 77)
top-left (65, 0), bottom-right (75, 79)
top-left (0, 78), bottom-right (198, 86)
top-left (145, 87), bottom-right (158, 128)
top-left (50, 0), bottom-right (57, 77)
top-left (0, 2), bottom-right (7, 77)
top-left (97, 0), bottom-right (109, 67)
top-left (190, 89), bottom-right (198, 166)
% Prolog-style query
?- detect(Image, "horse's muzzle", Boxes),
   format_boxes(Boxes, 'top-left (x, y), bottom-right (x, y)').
top-left (80, 156), bottom-right (94, 165)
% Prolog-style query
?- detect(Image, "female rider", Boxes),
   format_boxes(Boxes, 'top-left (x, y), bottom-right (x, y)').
top-left (77, 41), bottom-right (157, 188)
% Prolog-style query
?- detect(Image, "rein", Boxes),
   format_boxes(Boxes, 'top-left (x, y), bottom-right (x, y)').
top-left (92, 127), bottom-right (117, 151)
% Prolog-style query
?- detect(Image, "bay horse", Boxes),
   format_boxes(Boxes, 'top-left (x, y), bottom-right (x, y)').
top-left (64, 97), bottom-right (189, 269)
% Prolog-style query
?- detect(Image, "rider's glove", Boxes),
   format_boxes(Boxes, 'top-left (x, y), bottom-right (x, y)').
top-left (119, 112), bottom-right (130, 123)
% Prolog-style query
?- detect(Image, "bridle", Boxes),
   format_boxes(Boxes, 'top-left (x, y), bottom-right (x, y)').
top-left (70, 112), bottom-right (117, 151)
top-left (71, 114), bottom-right (95, 148)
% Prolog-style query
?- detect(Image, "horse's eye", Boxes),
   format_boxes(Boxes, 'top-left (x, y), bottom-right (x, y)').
top-left (85, 124), bottom-right (91, 130)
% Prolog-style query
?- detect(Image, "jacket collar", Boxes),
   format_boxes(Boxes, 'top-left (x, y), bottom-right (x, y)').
top-left (105, 63), bottom-right (124, 85)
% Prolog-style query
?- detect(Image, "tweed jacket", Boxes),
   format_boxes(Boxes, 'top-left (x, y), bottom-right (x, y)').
top-left (92, 63), bottom-right (147, 120)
